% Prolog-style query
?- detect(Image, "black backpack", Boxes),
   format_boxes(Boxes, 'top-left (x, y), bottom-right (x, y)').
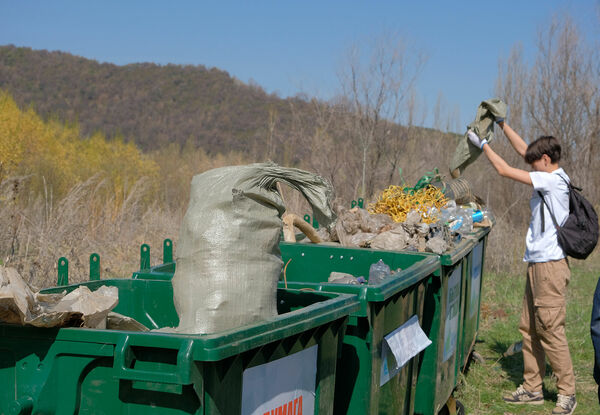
top-left (539, 175), bottom-right (599, 259)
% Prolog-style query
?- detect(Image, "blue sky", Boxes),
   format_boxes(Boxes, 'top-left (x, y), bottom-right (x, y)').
top-left (1, 1), bottom-right (598, 132)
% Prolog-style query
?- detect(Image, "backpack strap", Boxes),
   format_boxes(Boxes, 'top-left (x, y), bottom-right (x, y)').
top-left (538, 172), bottom-right (574, 233)
top-left (557, 173), bottom-right (581, 191)
top-left (538, 191), bottom-right (560, 233)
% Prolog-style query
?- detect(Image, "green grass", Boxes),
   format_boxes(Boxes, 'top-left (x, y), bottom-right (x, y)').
top-left (455, 267), bottom-right (599, 414)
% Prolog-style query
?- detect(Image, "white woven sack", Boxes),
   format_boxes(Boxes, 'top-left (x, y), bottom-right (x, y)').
top-left (172, 162), bottom-right (334, 334)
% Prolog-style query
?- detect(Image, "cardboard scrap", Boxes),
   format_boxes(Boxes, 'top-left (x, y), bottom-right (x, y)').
top-left (0, 266), bottom-right (118, 329)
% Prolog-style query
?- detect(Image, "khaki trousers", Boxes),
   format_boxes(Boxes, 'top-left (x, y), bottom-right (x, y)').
top-left (519, 259), bottom-right (575, 395)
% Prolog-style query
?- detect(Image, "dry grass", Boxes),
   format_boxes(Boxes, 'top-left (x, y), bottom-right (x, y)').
top-left (0, 175), bottom-right (180, 288)
top-left (2, 167), bottom-right (598, 289)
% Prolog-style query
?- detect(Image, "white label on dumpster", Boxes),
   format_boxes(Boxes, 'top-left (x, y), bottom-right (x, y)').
top-left (469, 242), bottom-right (483, 317)
top-left (380, 314), bottom-right (432, 386)
top-left (443, 264), bottom-right (462, 362)
top-left (241, 345), bottom-right (317, 415)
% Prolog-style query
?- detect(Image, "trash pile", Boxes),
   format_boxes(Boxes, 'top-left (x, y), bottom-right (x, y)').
top-left (293, 176), bottom-right (493, 255)
top-left (0, 265), bottom-right (120, 329)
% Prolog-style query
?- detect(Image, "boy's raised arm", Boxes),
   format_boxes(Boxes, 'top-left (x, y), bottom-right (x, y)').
top-left (467, 130), bottom-right (532, 185)
top-left (498, 121), bottom-right (528, 158)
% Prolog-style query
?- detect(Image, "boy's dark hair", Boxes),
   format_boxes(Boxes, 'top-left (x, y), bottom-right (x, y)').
top-left (525, 136), bottom-right (561, 164)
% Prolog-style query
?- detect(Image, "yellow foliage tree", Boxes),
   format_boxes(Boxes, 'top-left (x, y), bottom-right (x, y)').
top-left (0, 90), bottom-right (158, 201)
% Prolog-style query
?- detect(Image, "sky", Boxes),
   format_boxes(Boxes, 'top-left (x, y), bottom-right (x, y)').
top-left (1, 1), bottom-right (599, 132)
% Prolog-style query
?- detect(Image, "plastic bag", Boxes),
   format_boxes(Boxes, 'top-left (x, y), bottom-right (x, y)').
top-left (370, 225), bottom-right (409, 251)
top-left (335, 207), bottom-right (392, 246)
top-left (328, 272), bottom-right (363, 285)
top-left (172, 162), bottom-right (335, 334)
top-left (368, 260), bottom-right (391, 285)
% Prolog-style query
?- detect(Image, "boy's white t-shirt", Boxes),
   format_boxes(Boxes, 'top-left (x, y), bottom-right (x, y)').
top-left (523, 168), bottom-right (570, 263)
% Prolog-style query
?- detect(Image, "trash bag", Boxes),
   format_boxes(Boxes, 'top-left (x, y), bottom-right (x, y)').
top-left (371, 225), bottom-right (410, 251)
top-left (172, 162), bottom-right (335, 334)
top-left (335, 207), bottom-right (393, 247)
top-left (450, 98), bottom-right (507, 178)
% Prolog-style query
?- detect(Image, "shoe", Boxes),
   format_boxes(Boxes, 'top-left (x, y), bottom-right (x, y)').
top-left (552, 394), bottom-right (577, 414)
top-left (502, 384), bottom-right (544, 405)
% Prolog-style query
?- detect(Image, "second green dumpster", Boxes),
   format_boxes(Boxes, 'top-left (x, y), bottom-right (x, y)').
top-left (280, 243), bottom-right (439, 415)
top-left (414, 226), bottom-right (490, 415)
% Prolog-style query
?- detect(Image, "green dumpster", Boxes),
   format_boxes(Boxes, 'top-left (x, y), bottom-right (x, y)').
top-left (128, 224), bottom-right (490, 415)
top-left (279, 242), bottom-right (439, 415)
top-left (0, 277), bottom-right (359, 415)
top-left (413, 226), bottom-right (490, 415)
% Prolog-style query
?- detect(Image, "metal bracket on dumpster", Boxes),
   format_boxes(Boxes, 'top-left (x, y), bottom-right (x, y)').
top-left (89, 253), bottom-right (100, 281)
top-left (350, 198), bottom-right (364, 209)
top-left (113, 335), bottom-right (200, 386)
top-left (140, 244), bottom-right (150, 271)
top-left (303, 214), bottom-right (319, 229)
top-left (57, 257), bottom-right (69, 286)
top-left (163, 239), bottom-right (173, 263)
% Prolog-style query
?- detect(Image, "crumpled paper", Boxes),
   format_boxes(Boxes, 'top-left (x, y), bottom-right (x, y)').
top-left (0, 266), bottom-right (118, 328)
top-left (335, 207), bottom-right (394, 247)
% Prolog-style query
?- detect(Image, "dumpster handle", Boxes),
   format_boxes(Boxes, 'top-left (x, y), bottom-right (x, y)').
top-left (113, 335), bottom-right (196, 385)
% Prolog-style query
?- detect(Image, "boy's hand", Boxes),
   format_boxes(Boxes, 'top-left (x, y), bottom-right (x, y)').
top-left (467, 130), bottom-right (488, 149)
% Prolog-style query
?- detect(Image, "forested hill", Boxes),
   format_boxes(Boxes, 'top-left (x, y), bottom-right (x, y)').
top-left (0, 45), bottom-right (304, 153)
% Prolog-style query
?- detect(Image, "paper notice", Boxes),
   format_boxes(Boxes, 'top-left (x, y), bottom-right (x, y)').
top-left (380, 314), bottom-right (432, 386)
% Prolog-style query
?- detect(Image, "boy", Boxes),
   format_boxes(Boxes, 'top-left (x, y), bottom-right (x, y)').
top-left (468, 120), bottom-right (576, 415)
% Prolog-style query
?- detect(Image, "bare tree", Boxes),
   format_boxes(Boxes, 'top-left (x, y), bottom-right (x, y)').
top-left (338, 33), bottom-right (426, 198)
top-left (266, 107), bottom-right (278, 160)
top-left (527, 18), bottom-right (598, 188)
top-left (433, 91), bottom-right (445, 132)
top-left (489, 14), bottom-right (600, 272)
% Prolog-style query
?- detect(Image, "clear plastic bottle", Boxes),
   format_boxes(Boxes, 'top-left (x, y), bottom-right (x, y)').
top-left (482, 208), bottom-right (494, 223)
top-left (368, 259), bottom-right (391, 285)
top-left (440, 206), bottom-right (458, 224)
top-left (450, 208), bottom-right (473, 235)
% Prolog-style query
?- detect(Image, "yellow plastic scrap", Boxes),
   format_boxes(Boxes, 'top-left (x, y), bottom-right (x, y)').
top-left (368, 185), bottom-right (447, 224)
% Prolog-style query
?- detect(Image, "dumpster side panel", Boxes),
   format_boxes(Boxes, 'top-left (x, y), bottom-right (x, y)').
top-left (459, 239), bottom-right (486, 370)
top-left (334, 315), bottom-right (374, 414)
top-left (415, 264), bottom-right (463, 415)
top-left (378, 282), bottom-right (422, 415)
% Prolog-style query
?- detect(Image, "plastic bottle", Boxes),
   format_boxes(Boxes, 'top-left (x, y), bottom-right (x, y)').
top-left (472, 210), bottom-right (484, 223)
top-left (482, 208), bottom-right (494, 222)
top-left (449, 208), bottom-right (473, 235)
top-left (368, 259), bottom-right (391, 285)
top-left (471, 208), bottom-right (494, 224)
top-left (440, 207), bottom-right (458, 224)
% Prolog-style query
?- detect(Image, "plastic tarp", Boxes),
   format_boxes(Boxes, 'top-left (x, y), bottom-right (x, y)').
top-left (450, 98), bottom-right (507, 178)
top-left (172, 162), bottom-right (335, 334)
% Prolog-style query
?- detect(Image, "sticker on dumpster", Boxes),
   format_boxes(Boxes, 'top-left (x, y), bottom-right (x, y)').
top-left (469, 242), bottom-right (483, 318)
top-left (380, 314), bottom-right (432, 386)
top-left (443, 264), bottom-right (462, 362)
top-left (241, 345), bottom-right (317, 415)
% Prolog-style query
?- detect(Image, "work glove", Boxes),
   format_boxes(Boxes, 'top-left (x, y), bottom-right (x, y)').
top-left (467, 130), bottom-right (488, 150)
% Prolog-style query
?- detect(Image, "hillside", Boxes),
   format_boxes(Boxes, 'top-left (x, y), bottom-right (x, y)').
top-left (0, 45), bottom-right (303, 154)
top-left (0, 45), bottom-right (462, 203)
